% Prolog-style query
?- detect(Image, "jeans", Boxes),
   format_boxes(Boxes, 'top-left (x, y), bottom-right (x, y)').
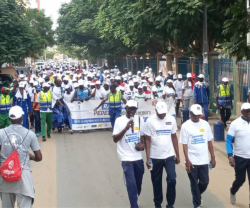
top-left (109, 108), bottom-right (121, 130)
top-left (231, 155), bottom-right (250, 195)
top-left (34, 110), bottom-right (41, 134)
top-left (188, 165), bottom-right (209, 208)
top-left (22, 112), bottom-right (29, 129)
top-left (198, 103), bottom-right (209, 121)
top-left (220, 106), bottom-right (231, 126)
top-left (150, 156), bottom-right (176, 207)
top-left (121, 160), bottom-right (144, 208)
top-left (184, 97), bottom-right (194, 109)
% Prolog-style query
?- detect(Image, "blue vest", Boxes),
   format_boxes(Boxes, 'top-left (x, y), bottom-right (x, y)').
top-left (77, 89), bottom-right (89, 100)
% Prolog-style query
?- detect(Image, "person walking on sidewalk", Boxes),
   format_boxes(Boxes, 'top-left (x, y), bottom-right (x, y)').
top-left (179, 104), bottom-right (216, 208)
top-left (144, 101), bottom-right (180, 208)
top-left (0, 106), bottom-right (42, 208)
top-left (112, 100), bottom-right (145, 208)
top-left (32, 83), bottom-right (53, 141)
top-left (226, 103), bottom-right (250, 206)
top-left (194, 74), bottom-right (210, 121)
top-left (216, 77), bottom-right (233, 128)
top-left (173, 74), bottom-right (183, 116)
top-left (182, 73), bottom-right (195, 109)
top-left (32, 85), bottom-right (42, 137)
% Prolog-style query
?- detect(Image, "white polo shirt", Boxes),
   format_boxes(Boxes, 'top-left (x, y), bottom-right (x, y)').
top-left (144, 114), bottom-right (177, 159)
top-left (179, 119), bottom-right (213, 165)
top-left (227, 117), bottom-right (250, 159)
top-left (113, 115), bottom-right (145, 161)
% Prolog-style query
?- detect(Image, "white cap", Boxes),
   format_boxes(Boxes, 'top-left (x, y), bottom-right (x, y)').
top-left (168, 71), bottom-right (174, 75)
top-left (133, 78), bottom-right (138, 82)
top-left (63, 76), bottom-right (69, 81)
top-left (222, 77), bottom-right (229, 82)
top-left (9, 106), bottom-right (24, 120)
top-left (29, 79), bottom-right (34, 84)
top-left (198, 74), bottom-right (205, 78)
top-left (187, 73), bottom-right (192, 78)
top-left (142, 83), bottom-right (148, 87)
top-left (119, 86), bottom-right (125, 91)
top-left (73, 83), bottom-right (79, 88)
top-left (42, 83), bottom-right (50, 88)
top-left (129, 82), bottom-right (134, 87)
top-left (173, 75), bottom-right (177, 79)
top-left (241, 103), bottom-right (250, 110)
top-left (19, 74), bottom-right (25, 78)
top-left (126, 100), bottom-right (138, 108)
top-left (159, 69), bottom-right (163, 72)
top-left (38, 78), bottom-right (45, 83)
top-left (137, 71), bottom-right (141, 74)
top-left (138, 85), bottom-right (143, 89)
top-left (64, 85), bottom-right (70, 89)
top-left (95, 80), bottom-right (101, 85)
top-left (128, 72), bottom-right (132, 76)
top-left (156, 101), bottom-right (167, 114)
top-left (141, 73), bottom-right (145, 77)
top-left (167, 79), bottom-right (173, 83)
top-left (178, 74), bottom-right (183, 78)
top-left (115, 76), bottom-right (121, 80)
top-left (149, 68), bottom-right (152, 72)
top-left (78, 80), bottom-right (84, 85)
top-left (190, 104), bottom-right (203, 115)
top-left (148, 78), bottom-right (154, 82)
top-left (90, 82), bottom-right (95, 86)
top-left (144, 69), bottom-right (148, 72)
top-left (19, 82), bottom-right (26, 88)
top-left (156, 76), bottom-right (162, 81)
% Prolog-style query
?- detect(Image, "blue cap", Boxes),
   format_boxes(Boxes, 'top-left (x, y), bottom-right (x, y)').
top-left (35, 85), bottom-right (42, 91)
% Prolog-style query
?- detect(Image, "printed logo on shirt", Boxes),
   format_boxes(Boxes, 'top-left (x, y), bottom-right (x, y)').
top-left (125, 133), bottom-right (139, 143)
top-left (156, 130), bottom-right (171, 136)
top-left (134, 126), bottom-right (139, 130)
top-left (166, 122), bottom-right (172, 125)
top-left (191, 135), bottom-right (205, 144)
top-left (200, 129), bottom-right (205, 132)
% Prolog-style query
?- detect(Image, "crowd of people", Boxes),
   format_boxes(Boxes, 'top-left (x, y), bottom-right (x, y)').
top-left (0, 63), bottom-right (250, 208)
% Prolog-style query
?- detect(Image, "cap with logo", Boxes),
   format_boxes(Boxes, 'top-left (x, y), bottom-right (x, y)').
top-left (155, 101), bottom-right (167, 114)
top-left (190, 104), bottom-right (203, 115)
top-left (126, 100), bottom-right (138, 108)
top-left (9, 106), bottom-right (24, 120)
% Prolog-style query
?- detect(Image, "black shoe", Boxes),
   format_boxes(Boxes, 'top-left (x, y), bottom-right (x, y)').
top-left (155, 205), bottom-right (162, 208)
top-left (166, 206), bottom-right (174, 208)
top-left (47, 135), bottom-right (51, 138)
top-left (42, 136), bottom-right (46, 141)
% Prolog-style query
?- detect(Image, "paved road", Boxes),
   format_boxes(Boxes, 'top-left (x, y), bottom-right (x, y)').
top-left (30, 129), bottom-right (249, 208)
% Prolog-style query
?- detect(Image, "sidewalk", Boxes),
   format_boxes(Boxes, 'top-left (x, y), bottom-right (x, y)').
top-left (176, 111), bottom-right (236, 158)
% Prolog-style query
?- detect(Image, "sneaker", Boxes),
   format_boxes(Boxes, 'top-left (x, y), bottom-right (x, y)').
top-left (69, 129), bottom-right (73, 134)
top-left (36, 133), bottom-right (39, 137)
top-left (30, 125), bottom-right (34, 129)
top-left (42, 136), bottom-right (46, 142)
top-left (155, 205), bottom-right (161, 208)
top-left (230, 187), bottom-right (236, 205)
top-left (47, 135), bottom-right (51, 138)
top-left (166, 206), bottom-right (174, 208)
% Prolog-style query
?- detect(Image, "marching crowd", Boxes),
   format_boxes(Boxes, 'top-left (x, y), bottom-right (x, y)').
top-left (0, 63), bottom-right (250, 208)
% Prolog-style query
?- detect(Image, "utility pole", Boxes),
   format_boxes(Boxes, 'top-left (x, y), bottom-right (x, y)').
top-left (203, 4), bottom-right (209, 82)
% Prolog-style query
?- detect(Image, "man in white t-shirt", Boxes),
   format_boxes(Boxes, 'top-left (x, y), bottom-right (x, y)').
top-left (226, 103), bottom-right (250, 205)
top-left (144, 101), bottom-right (180, 208)
top-left (182, 73), bottom-right (195, 109)
top-left (179, 104), bottom-right (216, 208)
top-left (113, 100), bottom-right (145, 208)
top-left (173, 74), bottom-right (183, 116)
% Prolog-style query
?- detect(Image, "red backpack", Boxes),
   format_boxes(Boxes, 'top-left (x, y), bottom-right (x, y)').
top-left (0, 129), bottom-right (29, 182)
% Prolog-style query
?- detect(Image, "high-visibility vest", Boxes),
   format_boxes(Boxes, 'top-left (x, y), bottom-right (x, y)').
top-left (0, 94), bottom-right (11, 114)
top-left (39, 91), bottom-right (52, 111)
top-left (33, 93), bottom-right (40, 111)
top-left (108, 91), bottom-right (122, 109)
top-left (218, 85), bottom-right (232, 106)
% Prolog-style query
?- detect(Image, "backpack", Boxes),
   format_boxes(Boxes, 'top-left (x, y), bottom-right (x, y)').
top-left (0, 129), bottom-right (29, 182)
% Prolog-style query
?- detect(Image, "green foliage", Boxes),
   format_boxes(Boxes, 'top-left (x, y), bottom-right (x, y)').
top-left (0, 0), bottom-right (54, 66)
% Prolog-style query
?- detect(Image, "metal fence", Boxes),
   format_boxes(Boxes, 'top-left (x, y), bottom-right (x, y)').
top-left (237, 61), bottom-right (250, 102)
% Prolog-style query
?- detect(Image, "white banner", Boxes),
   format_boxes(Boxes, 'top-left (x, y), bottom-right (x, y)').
top-left (66, 100), bottom-right (158, 130)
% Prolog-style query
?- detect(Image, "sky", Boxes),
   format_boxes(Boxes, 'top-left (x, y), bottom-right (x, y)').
top-left (30, 0), bottom-right (71, 29)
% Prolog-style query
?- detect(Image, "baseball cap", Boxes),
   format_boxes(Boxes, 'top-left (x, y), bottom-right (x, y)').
top-left (156, 76), bottom-right (162, 81)
top-left (128, 72), bottom-right (132, 75)
top-left (63, 76), bottom-right (69, 81)
top-left (115, 76), bottom-right (121, 80)
top-left (187, 73), bottom-right (192, 78)
top-left (95, 81), bottom-right (101, 85)
top-left (168, 71), bottom-right (174, 75)
top-left (129, 81), bottom-right (134, 87)
top-left (155, 101), bottom-right (167, 114)
top-left (42, 83), bottom-right (50, 88)
top-left (167, 79), bottom-right (173, 83)
top-left (137, 71), bottom-right (141, 74)
top-left (64, 85), bottom-right (70, 89)
top-left (119, 86), bottom-right (125, 91)
top-left (222, 77), bottom-right (229, 82)
top-left (191, 73), bottom-right (196, 78)
top-left (73, 83), bottom-right (79, 88)
top-left (138, 85), bottom-right (143, 89)
top-left (241, 103), bottom-right (250, 110)
top-left (78, 80), bottom-right (84, 85)
top-left (9, 106), bottom-right (24, 120)
top-left (197, 74), bottom-right (205, 78)
top-left (133, 78), bottom-right (138, 82)
top-left (148, 78), bottom-right (154, 82)
top-left (190, 104), bottom-right (203, 115)
top-left (142, 83), bottom-right (148, 87)
top-left (126, 100), bottom-right (138, 108)
top-left (19, 82), bottom-right (25, 88)
top-left (173, 75), bottom-right (177, 79)
top-left (35, 85), bottom-right (42, 91)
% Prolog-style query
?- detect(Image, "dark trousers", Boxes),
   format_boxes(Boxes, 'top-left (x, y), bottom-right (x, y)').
top-left (151, 156), bottom-right (176, 207)
top-left (121, 160), bottom-right (144, 208)
top-left (176, 99), bottom-right (182, 116)
top-left (30, 113), bottom-right (34, 126)
top-left (188, 165), bottom-right (209, 208)
top-left (198, 103), bottom-right (209, 121)
top-left (231, 155), bottom-right (250, 195)
top-left (109, 108), bottom-right (121, 130)
top-left (34, 110), bottom-right (41, 134)
top-left (220, 106), bottom-right (231, 126)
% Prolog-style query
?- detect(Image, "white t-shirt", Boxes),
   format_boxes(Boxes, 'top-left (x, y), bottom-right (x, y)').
top-left (113, 115), bottom-right (145, 161)
top-left (52, 86), bottom-right (64, 100)
top-left (179, 119), bottom-right (213, 165)
top-left (182, 81), bottom-right (193, 98)
top-left (36, 92), bottom-right (53, 112)
top-left (173, 80), bottom-right (183, 99)
top-left (163, 86), bottom-right (176, 116)
top-left (144, 114), bottom-right (177, 159)
top-left (134, 92), bottom-right (146, 101)
top-left (92, 87), bottom-right (105, 100)
top-left (154, 84), bottom-right (164, 99)
top-left (125, 88), bottom-right (137, 100)
top-left (227, 117), bottom-right (250, 159)
top-left (63, 92), bottom-right (74, 103)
